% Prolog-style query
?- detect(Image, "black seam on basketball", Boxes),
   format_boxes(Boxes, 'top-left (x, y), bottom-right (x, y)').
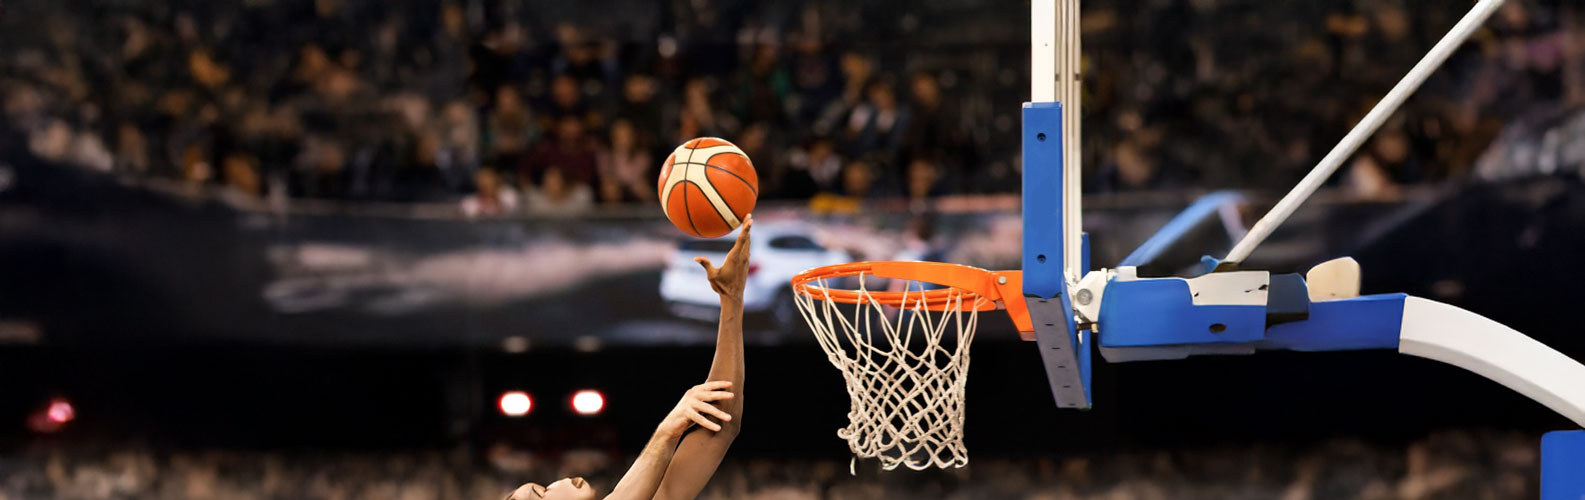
top-left (680, 182), bottom-right (702, 237)
top-left (706, 183), bottom-right (736, 228)
top-left (700, 161), bottom-right (759, 196)
top-left (682, 146), bottom-right (702, 236)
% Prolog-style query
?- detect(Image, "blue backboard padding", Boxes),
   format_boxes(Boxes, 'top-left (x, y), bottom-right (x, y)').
top-left (1261, 294), bottom-right (1404, 351)
top-left (1121, 191), bottom-right (1245, 268)
top-left (1098, 278), bottom-right (1266, 347)
top-left (1542, 430), bottom-right (1585, 499)
top-left (1022, 102), bottom-right (1067, 299)
top-left (1022, 102), bottom-right (1092, 408)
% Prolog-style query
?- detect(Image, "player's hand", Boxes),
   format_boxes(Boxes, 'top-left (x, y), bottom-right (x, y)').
top-left (658, 381), bottom-right (735, 438)
top-left (695, 215), bottom-right (752, 300)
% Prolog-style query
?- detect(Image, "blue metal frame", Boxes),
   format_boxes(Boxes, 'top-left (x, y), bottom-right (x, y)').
top-left (1099, 278), bottom-right (1266, 347)
top-left (1543, 431), bottom-right (1585, 499)
top-left (1097, 285), bottom-right (1404, 354)
top-left (1119, 191), bottom-right (1245, 268)
top-left (1260, 294), bottom-right (1404, 351)
top-left (1094, 197), bottom-right (1581, 493)
top-left (1022, 102), bottom-right (1091, 409)
top-left (1022, 84), bottom-right (1578, 491)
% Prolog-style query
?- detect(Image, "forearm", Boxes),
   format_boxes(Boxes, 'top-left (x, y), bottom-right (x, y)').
top-left (705, 294), bottom-right (745, 428)
top-left (603, 427), bottom-right (683, 500)
top-left (650, 296), bottom-right (745, 500)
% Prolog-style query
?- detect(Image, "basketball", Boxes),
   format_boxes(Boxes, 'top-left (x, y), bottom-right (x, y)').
top-left (658, 137), bottom-right (758, 238)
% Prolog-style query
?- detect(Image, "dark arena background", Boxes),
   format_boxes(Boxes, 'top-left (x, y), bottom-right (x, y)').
top-left (3, 0), bottom-right (1585, 498)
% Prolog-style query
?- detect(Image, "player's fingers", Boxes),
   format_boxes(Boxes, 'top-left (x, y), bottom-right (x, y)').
top-left (693, 401), bottom-right (732, 422)
top-left (695, 390), bottom-right (735, 402)
top-left (694, 256), bottom-right (716, 274)
top-left (733, 218), bottom-right (753, 255)
top-left (737, 215), bottom-right (753, 241)
top-left (698, 380), bottom-right (733, 391)
top-left (686, 409), bottom-right (723, 431)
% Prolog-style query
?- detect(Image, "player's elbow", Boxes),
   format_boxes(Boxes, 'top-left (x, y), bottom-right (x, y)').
top-left (717, 414), bottom-right (742, 440)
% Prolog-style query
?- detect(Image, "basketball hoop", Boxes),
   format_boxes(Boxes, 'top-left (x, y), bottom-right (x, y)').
top-left (790, 262), bottom-right (1028, 470)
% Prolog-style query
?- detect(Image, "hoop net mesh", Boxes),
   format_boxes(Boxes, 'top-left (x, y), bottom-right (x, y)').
top-left (793, 273), bottom-right (983, 471)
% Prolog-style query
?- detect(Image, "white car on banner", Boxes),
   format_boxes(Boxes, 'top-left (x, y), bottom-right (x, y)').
top-left (660, 223), bottom-right (850, 332)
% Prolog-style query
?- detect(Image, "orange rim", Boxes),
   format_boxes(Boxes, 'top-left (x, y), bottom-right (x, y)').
top-left (790, 261), bottom-right (1037, 337)
top-left (790, 261), bottom-right (1006, 312)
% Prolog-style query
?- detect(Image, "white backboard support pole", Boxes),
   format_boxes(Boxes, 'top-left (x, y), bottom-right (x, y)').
top-left (1062, 0), bottom-right (1082, 283)
top-left (1223, 0), bottom-right (1507, 265)
top-left (1031, 0), bottom-right (1084, 283)
top-left (1031, 0), bottom-right (1056, 103)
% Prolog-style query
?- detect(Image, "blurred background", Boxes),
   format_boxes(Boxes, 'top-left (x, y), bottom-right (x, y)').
top-left (2, 0), bottom-right (1584, 498)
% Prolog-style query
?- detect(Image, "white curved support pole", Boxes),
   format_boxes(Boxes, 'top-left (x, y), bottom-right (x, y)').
top-left (1224, 0), bottom-right (1507, 265)
top-left (1399, 297), bottom-right (1585, 428)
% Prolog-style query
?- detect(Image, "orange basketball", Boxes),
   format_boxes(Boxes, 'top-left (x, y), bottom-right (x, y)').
top-left (658, 137), bottom-right (758, 238)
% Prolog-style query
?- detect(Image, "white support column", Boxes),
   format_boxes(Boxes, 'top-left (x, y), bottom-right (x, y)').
top-left (1063, 0), bottom-right (1083, 282)
top-left (1033, 0), bottom-right (1084, 283)
top-left (1031, 0), bottom-right (1056, 103)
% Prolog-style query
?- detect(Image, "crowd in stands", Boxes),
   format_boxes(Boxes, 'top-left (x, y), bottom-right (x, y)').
top-left (0, 431), bottom-right (1539, 499)
top-left (2, 0), bottom-right (1583, 217)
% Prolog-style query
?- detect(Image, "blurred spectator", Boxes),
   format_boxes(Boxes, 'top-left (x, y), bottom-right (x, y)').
top-left (812, 52), bottom-right (873, 139)
top-left (180, 148), bottom-right (213, 196)
top-left (903, 73), bottom-right (967, 180)
top-left (437, 100), bottom-right (482, 172)
top-left (778, 137), bottom-right (841, 199)
top-left (487, 86), bottom-right (539, 169)
top-left (525, 166), bottom-right (594, 216)
top-left (3, 0), bottom-right (1582, 211)
top-left (115, 122), bottom-right (151, 174)
top-left (293, 136), bottom-right (350, 199)
top-left (893, 212), bottom-right (946, 264)
top-left (787, 29), bottom-right (842, 131)
top-left (0, 431), bottom-right (1539, 499)
top-left (461, 167), bottom-right (521, 217)
top-left (807, 158), bottom-right (878, 214)
top-left (552, 24), bottom-right (616, 103)
top-left (679, 78), bottom-right (732, 143)
top-left (596, 119), bottom-right (655, 203)
top-left (219, 153), bottom-right (265, 206)
top-left (733, 44), bottom-right (791, 127)
top-left (734, 122), bottom-right (776, 196)
top-left (841, 159), bottom-right (880, 199)
top-left (905, 156), bottom-right (945, 202)
top-left (615, 74), bottom-right (666, 151)
top-left (522, 116), bottom-right (599, 189)
top-left (397, 132), bottom-right (460, 202)
top-left (546, 75), bottom-right (597, 128)
top-left (843, 78), bottom-right (908, 162)
top-left (1097, 137), bottom-right (1160, 191)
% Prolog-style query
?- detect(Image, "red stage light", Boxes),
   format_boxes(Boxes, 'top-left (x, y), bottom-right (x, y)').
top-left (46, 398), bottom-right (74, 423)
top-left (571, 390), bottom-right (605, 416)
top-left (498, 391), bottom-right (532, 417)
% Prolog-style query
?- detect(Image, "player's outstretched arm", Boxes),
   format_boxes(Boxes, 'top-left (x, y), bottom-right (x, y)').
top-left (602, 382), bottom-right (736, 500)
top-left (654, 216), bottom-right (751, 500)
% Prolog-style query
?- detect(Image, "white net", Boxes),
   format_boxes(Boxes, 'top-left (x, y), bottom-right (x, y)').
top-left (793, 274), bottom-right (984, 471)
